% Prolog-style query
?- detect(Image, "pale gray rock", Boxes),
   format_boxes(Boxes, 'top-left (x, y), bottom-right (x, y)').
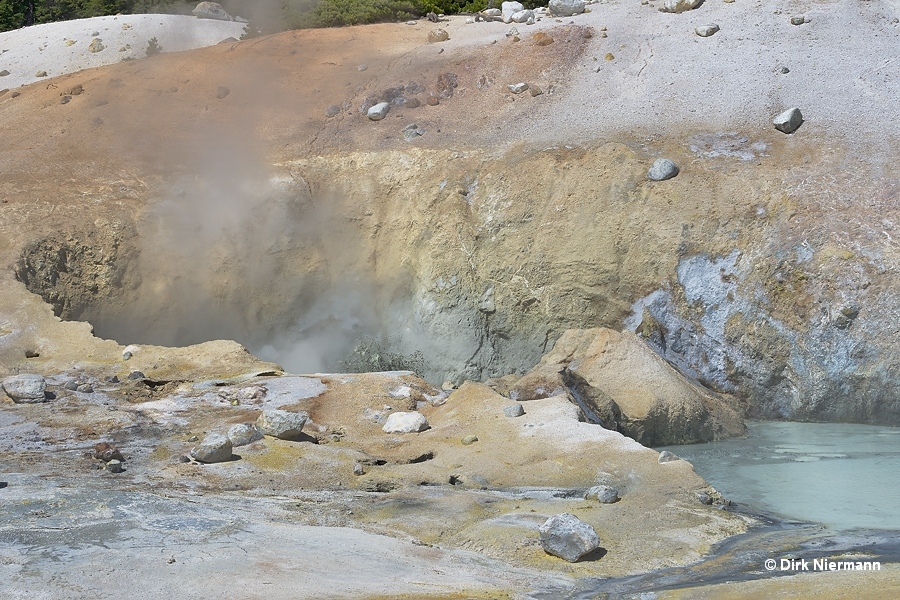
top-left (2, 374), bottom-right (47, 402)
top-left (502, 1), bottom-right (525, 22)
top-left (256, 409), bottom-right (309, 440)
top-left (508, 82), bottom-right (529, 94)
top-left (382, 411), bottom-right (429, 433)
top-left (106, 459), bottom-right (125, 473)
top-left (698, 492), bottom-right (713, 505)
top-left (659, 0), bottom-right (702, 13)
top-left (190, 434), bottom-right (233, 463)
top-left (503, 403), bottom-right (525, 417)
top-left (484, 8), bottom-right (502, 17)
top-left (648, 158), bottom-right (679, 181)
top-left (192, 2), bottom-right (233, 21)
top-left (548, 0), bottom-right (586, 17)
top-left (403, 123), bottom-right (426, 141)
top-left (228, 423), bottom-right (263, 447)
top-left (773, 107), bottom-right (803, 133)
top-left (367, 102), bottom-right (391, 121)
top-left (511, 9), bottom-right (535, 23)
top-left (585, 485), bottom-right (620, 503)
top-left (790, 15), bottom-right (806, 25)
top-left (539, 513), bottom-right (601, 562)
top-left (658, 450), bottom-right (681, 463)
top-left (695, 24), bottom-right (720, 37)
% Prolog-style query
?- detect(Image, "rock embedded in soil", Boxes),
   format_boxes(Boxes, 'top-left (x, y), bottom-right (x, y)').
top-left (256, 409), bottom-right (309, 441)
top-left (190, 433), bottom-right (233, 463)
top-left (659, 0), bottom-right (702, 13)
top-left (585, 485), bottom-right (620, 504)
top-left (539, 513), bottom-right (601, 562)
top-left (658, 450), bottom-right (680, 463)
top-left (382, 411), bottom-right (429, 433)
top-left (106, 459), bottom-right (124, 473)
top-left (648, 158), bottom-right (679, 181)
top-left (696, 24), bottom-right (720, 37)
top-left (508, 82), bottom-right (529, 94)
top-left (2, 374), bottom-right (47, 402)
top-left (773, 107), bottom-right (803, 133)
top-left (427, 29), bottom-right (449, 43)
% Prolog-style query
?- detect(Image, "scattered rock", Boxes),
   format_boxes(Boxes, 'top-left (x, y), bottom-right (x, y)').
top-left (357, 64), bottom-right (367, 71)
top-left (501, 1), bottom-right (525, 23)
top-left (648, 158), bottom-right (679, 181)
top-left (533, 32), bottom-right (554, 46)
top-left (60, 96), bottom-right (72, 104)
top-left (216, 86), bottom-right (230, 99)
top-left (127, 371), bottom-right (145, 380)
top-left (93, 442), bottom-right (124, 462)
top-left (2, 374), bottom-right (47, 402)
top-left (506, 27), bottom-right (519, 38)
top-left (773, 107), bottom-right (803, 133)
top-left (105, 375), bottom-right (120, 384)
top-left (658, 450), bottom-right (680, 463)
top-left (549, 0), bottom-right (586, 17)
top-left (382, 411), bottom-right (429, 433)
top-left (402, 123), bottom-right (425, 141)
top-left (695, 24), bottom-right (720, 37)
top-left (87, 38), bottom-right (105, 53)
top-left (484, 8), bottom-right (502, 17)
top-left (36, 71), bottom-right (47, 77)
top-left (122, 344), bottom-right (139, 360)
top-left (698, 492), bottom-right (713, 505)
top-left (503, 403), bottom-right (525, 417)
top-left (790, 15), bottom-right (806, 25)
top-left (403, 97), bottom-right (421, 108)
top-left (0, 69), bottom-right (9, 76)
top-left (193, 2), bottom-right (233, 21)
top-left (367, 102), bottom-right (391, 121)
top-left (353, 463), bottom-right (365, 476)
top-left (436, 72), bottom-right (458, 98)
top-left (426, 94), bottom-right (440, 106)
top-left (530, 85), bottom-right (544, 97)
top-left (325, 104), bottom-right (341, 118)
top-left (64, 380), bottom-right (79, 391)
top-left (780, 66), bottom-right (790, 74)
top-left (256, 409), bottom-right (309, 441)
top-left (228, 423), bottom-right (263, 447)
top-left (659, 0), bottom-right (702, 13)
top-left (76, 384), bottom-right (93, 393)
top-left (508, 82), bottom-right (529, 94)
top-left (585, 485), bottom-right (620, 503)
top-left (427, 29), bottom-right (449, 43)
top-left (539, 513), bottom-right (601, 562)
top-left (106, 459), bottom-right (125, 473)
top-left (190, 433), bottom-right (233, 463)
top-left (461, 434), bottom-right (479, 445)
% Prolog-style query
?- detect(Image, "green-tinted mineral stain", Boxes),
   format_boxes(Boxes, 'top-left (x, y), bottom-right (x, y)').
top-left (242, 440), bottom-right (303, 471)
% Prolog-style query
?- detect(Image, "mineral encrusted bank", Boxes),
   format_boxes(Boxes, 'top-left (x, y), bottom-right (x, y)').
top-left (782, 559), bottom-right (882, 571)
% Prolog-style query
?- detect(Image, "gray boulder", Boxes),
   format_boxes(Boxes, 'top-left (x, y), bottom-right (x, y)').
top-left (192, 2), bottom-right (233, 21)
top-left (382, 411), bottom-right (430, 433)
top-left (773, 107), bottom-right (803, 134)
top-left (501, 1), bottom-right (525, 22)
top-left (2, 374), bottom-right (47, 402)
top-left (190, 434), bottom-right (233, 463)
top-left (367, 102), bottom-right (391, 121)
top-left (539, 513), bottom-right (601, 562)
top-left (228, 423), bottom-right (263, 447)
top-left (659, 0), bottom-right (702, 13)
top-left (256, 409), bottom-right (309, 440)
top-left (549, 0), bottom-right (586, 17)
top-left (503, 403), bottom-right (525, 417)
top-left (585, 485), bottom-right (620, 503)
top-left (648, 158), bottom-right (679, 181)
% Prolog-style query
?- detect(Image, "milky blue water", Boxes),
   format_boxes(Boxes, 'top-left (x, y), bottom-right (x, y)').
top-left (658, 421), bottom-right (900, 531)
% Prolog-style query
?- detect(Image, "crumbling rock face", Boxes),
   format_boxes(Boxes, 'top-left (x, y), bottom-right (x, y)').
top-left (15, 222), bottom-right (134, 322)
top-left (513, 328), bottom-right (745, 445)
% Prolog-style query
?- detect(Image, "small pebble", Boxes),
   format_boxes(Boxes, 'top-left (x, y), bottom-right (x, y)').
top-left (461, 435), bottom-right (479, 445)
top-left (503, 404), bottom-right (525, 417)
top-left (127, 371), bottom-right (145, 380)
top-left (353, 463), bottom-right (365, 476)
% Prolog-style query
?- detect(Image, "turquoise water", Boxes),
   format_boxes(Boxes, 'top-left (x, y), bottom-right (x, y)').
top-left (658, 421), bottom-right (900, 531)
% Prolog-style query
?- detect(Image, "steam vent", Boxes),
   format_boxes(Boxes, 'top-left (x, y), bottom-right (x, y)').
top-left (2, 1), bottom-right (900, 598)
